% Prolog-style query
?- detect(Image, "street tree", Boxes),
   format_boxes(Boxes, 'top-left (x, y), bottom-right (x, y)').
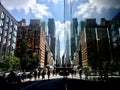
top-left (3, 55), bottom-right (20, 71)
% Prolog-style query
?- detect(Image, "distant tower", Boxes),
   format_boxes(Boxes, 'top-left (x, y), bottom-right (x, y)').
top-left (48, 18), bottom-right (55, 37)
top-left (47, 18), bottom-right (56, 60)
top-left (55, 35), bottom-right (61, 67)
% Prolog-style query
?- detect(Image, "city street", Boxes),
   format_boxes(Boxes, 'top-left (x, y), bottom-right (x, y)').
top-left (1, 73), bottom-right (120, 90)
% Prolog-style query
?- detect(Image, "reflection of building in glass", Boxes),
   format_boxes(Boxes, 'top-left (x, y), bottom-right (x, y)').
top-left (71, 18), bottom-right (78, 61)
top-left (65, 33), bottom-right (71, 67)
top-left (80, 18), bottom-right (112, 70)
top-left (110, 12), bottom-right (120, 62)
top-left (0, 3), bottom-right (18, 61)
top-left (80, 19), bottom-right (97, 67)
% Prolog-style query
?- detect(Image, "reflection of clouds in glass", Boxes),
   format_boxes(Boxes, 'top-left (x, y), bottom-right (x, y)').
top-left (47, 0), bottom-right (59, 4)
top-left (74, 0), bottom-right (120, 19)
top-left (55, 21), bottom-right (64, 41)
top-left (55, 21), bottom-right (71, 41)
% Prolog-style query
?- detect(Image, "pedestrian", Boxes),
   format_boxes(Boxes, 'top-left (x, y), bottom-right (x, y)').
top-left (47, 69), bottom-right (50, 79)
top-left (79, 69), bottom-right (82, 79)
top-left (33, 70), bottom-right (37, 80)
top-left (41, 69), bottom-right (46, 80)
top-left (84, 67), bottom-right (89, 80)
top-left (38, 69), bottom-right (41, 79)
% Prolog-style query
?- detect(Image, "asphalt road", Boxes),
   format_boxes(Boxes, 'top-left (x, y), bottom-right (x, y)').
top-left (1, 77), bottom-right (120, 90)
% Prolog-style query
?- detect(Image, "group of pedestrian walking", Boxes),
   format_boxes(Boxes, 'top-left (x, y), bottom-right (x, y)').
top-left (32, 68), bottom-right (52, 80)
top-left (21, 68), bottom-right (54, 81)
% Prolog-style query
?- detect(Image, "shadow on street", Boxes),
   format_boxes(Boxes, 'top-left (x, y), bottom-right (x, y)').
top-left (1, 77), bottom-right (120, 90)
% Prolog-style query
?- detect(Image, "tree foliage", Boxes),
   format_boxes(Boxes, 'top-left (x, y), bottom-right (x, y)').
top-left (15, 39), bottom-right (40, 71)
top-left (1, 55), bottom-right (20, 71)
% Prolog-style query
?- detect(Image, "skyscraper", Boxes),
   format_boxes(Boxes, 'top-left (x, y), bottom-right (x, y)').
top-left (47, 18), bottom-right (56, 61)
top-left (55, 35), bottom-right (61, 67)
top-left (41, 21), bottom-right (47, 33)
top-left (71, 18), bottom-right (78, 36)
top-left (48, 18), bottom-right (55, 37)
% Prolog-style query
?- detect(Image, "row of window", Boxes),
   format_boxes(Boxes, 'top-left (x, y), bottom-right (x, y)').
top-left (0, 11), bottom-right (18, 52)
top-left (0, 12), bottom-right (18, 29)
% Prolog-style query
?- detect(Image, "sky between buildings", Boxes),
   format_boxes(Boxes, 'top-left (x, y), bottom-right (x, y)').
top-left (1, 0), bottom-right (120, 58)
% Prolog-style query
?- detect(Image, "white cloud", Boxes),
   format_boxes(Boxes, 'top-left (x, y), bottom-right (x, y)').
top-left (74, 0), bottom-right (120, 19)
top-left (55, 21), bottom-right (71, 41)
top-left (2, 0), bottom-right (52, 19)
top-left (31, 3), bottom-right (52, 19)
top-left (41, 0), bottom-right (59, 4)
top-left (55, 21), bottom-right (64, 41)
top-left (89, 0), bottom-right (120, 13)
top-left (2, 0), bottom-right (36, 14)
top-left (67, 0), bottom-right (78, 3)
top-left (55, 21), bottom-right (67, 58)
top-left (48, 0), bottom-right (59, 4)
top-left (64, 21), bottom-right (71, 39)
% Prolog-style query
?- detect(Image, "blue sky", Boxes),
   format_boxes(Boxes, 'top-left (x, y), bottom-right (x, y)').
top-left (1, 0), bottom-right (120, 57)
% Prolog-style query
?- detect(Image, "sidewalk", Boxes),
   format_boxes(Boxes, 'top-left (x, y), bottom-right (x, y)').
top-left (21, 74), bottom-right (83, 82)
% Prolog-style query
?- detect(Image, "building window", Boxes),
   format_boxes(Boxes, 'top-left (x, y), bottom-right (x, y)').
top-left (4, 31), bottom-right (7, 37)
top-left (8, 41), bottom-right (10, 46)
top-left (0, 36), bottom-right (1, 42)
top-left (10, 20), bottom-right (13, 26)
top-left (14, 24), bottom-right (18, 31)
top-left (0, 20), bottom-right (3, 26)
top-left (6, 16), bottom-right (9, 22)
top-left (1, 12), bottom-right (5, 19)
top-left (13, 37), bottom-right (16, 43)
top-left (0, 28), bottom-right (2, 34)
top-left (9, 27), bottom-right (12, 33)
top-left (8, 34), bottom-right (11, 39)
top-left (5, 24), bottom-right (8, 30)
top-left (12, 43), bottom-right (16, 49)
top-left (3, 38), bottom-right (6, 44)
top-left (13, 30), bottom-right (17, 37)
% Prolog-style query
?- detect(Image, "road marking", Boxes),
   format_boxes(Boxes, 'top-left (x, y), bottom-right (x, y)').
top-left (20, 82), bottom-right (39, 90)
